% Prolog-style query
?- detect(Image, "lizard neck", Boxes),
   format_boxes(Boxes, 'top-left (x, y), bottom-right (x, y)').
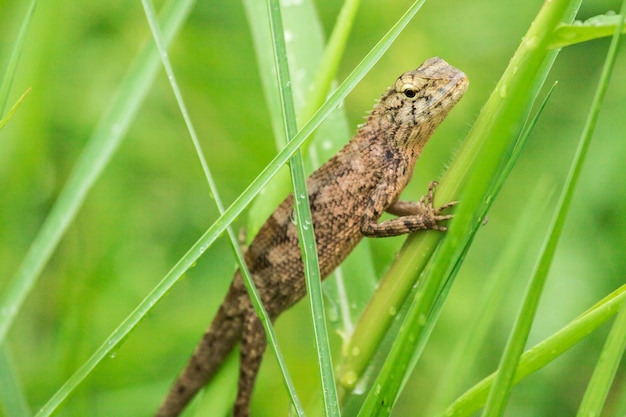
top-left (356, 111), bottom-right (426, 168)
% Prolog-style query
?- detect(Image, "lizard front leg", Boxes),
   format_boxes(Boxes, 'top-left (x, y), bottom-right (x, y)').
top-left (234, 308), bottom-right (267, 417)
top-left (361, 181), bottom-right (456, 238)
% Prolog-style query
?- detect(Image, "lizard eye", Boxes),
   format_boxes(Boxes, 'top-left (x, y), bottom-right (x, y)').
top-left (401, 84), bottom-right (418, 98)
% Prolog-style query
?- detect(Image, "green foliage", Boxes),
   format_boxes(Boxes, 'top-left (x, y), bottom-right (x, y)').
top-left (1, 0), bottom-right (625, 417)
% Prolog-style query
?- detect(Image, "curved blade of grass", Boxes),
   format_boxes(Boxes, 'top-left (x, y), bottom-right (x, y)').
top-left (341, 0), bottom-right (578, 405)
top-left (574, 4), bottom-right (626, 416)
top-left (267, 0), bottom-right (338, 414)
top-left (0, 0), bottom-right (36, 115)
top-left (550, 13), bottom-right (626, 49)
top-left (482, 4), bottom-right (623, 417)
top-left (140, 0), bottom-right (304, 414)
top-left (439, 285), bottom-right (626, 417)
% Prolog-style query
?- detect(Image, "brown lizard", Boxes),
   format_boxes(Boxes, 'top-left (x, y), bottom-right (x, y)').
top-left (155, 57), bottom-right (468, 417)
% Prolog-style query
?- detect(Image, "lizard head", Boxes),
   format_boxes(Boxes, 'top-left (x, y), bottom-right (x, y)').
top-left (376, 57), bottom-right (468, 151)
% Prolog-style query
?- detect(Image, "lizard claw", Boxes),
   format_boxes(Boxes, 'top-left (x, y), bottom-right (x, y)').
top-left (422, 180), bottom-right (456, 230)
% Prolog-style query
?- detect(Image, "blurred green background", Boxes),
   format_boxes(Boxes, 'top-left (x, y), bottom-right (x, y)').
top-left (1, 0), bottom-right (625, 416)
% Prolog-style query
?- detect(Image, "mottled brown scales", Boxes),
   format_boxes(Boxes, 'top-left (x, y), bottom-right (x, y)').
top-left (155, 57), bottom-right (468, 417)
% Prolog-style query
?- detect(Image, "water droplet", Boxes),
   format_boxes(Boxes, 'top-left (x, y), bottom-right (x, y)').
top-left (523, 35), bottom-right (539, 49)
top-left (498, 84), bottom-right (508, 98)
top-left (351, 346), bottom-right (361, 357)
top-left (388, 306), bottom-right (397, 316)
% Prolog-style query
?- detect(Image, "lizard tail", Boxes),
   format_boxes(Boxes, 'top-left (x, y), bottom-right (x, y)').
top-left (155, 284), bottom-right (244, 417)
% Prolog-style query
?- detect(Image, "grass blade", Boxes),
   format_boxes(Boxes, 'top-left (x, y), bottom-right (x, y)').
top-left (574, 4), bottom-right (626, 415)
top-left (440, 285), bottom-right (626, 417)
top-left (340, 0), bottom-right (578, 404)
top-left (424, 180), bottom-right (554, 415)
top-left (266, 0), bottom-right (338, 414)
top-left (0, 0), bottom-right (36, 115)
top-left (550, 13), bottom-right (626, 49)
top-left (482, 3), bottom-right (624, 416)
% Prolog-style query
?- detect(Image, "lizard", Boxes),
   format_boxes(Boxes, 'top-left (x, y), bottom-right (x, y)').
top-left (155, 57), bottom-right (468, 417)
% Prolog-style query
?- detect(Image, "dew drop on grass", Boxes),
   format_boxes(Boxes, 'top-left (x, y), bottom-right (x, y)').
top-left (499, 84), bottom-right (508, 98)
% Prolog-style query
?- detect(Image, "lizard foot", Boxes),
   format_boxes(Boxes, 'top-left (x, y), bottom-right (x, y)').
top-left (420, 181), bottom-right (457, 231)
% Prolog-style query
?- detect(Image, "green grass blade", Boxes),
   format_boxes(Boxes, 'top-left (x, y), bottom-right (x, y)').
top-left (440, 285), bottom-right (626, 417)
top-left (0, 0), bottom-right (195, 347)
top-left (482, 4), bottom-right (623, 417)
top-left (340, 0), bottom-right (577, 403)
top-left (424, 180), bottom-right (553, 415)
top-left (574, 4), bottom-right (626, 416)
top-left (267, 0), bottom-right (337, 414)
top-left (0, 0), bottom-right (36, 115)
top-left (421, 82), bottom-right (558, 414)
top-left (550, 12), bottom-right (626, 49)
top-left (298, 0), bottom-right (361, 127)
top-left (140, 0), bottom-right (304, 414)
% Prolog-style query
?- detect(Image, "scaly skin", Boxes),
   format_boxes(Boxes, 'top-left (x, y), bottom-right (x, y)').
top-left (155, 57), bottom-right (468, 417)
